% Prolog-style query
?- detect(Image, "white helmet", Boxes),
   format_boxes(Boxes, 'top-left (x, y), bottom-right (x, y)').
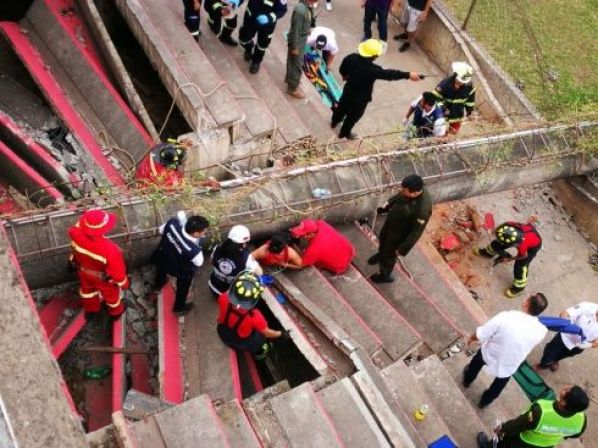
top-left (452, 61), bottom-right (473, 84)
top-left (228, 225), bottom-right (251, 244)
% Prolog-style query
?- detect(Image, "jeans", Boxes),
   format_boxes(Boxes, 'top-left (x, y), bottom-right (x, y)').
top-left (363, 3), bottom-right (389, 41)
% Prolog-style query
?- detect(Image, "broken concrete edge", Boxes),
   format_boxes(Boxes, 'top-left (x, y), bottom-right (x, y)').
top-left (86, 423), bottom-right (117, 447)
top-left (123, 389), bottom-right (175, 421)
top-left (112, 411), bottom-right (139, 448)
top-left (433, 2), bottom-right (542, 122)
top-left (262, 288), bottom-right (333, 376)
top-left (75, 0), bottom-right (160, 143)
top-left (274, 273), bottom-right (359, 356)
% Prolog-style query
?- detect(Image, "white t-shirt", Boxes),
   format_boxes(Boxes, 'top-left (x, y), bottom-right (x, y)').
top-left (307, 27), bottom-right (339, 55)
top-left (561, 302), bottom-right (598, 349)
top-left (477, 310), bottom-right (547, 378)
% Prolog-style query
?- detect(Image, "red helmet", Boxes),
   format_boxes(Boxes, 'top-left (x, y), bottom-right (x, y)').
top-left (79, 209), bottom-right (116, 236)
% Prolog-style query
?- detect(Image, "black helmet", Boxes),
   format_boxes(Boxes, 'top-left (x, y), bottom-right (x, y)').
top-left (228, 271), bottom-right (264, 310)
top-left (495, 223), bottom-right (523, 245)
top-left (155, 143), bottom-right (186, 168)
top-left (315, 34), bottom-right (327, 50)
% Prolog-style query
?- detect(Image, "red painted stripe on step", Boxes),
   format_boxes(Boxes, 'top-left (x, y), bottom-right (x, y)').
top-left (112, 315), bottom-right (126, 412)
top-left (0, 22), bottom-right (125, 186)
top-left (43, 0), bottom-right (154, 146)
top-left (312, 267), bottom-right (385, 348)
top-left (232, 398), bottom-right (263, 447)
top-left (243, 351), bottom-right (264, 393)
top-left (158, 284), bottom-right (184, 403)
top-left (308, 385), bottom-right (347, 448)
top-left (52, 309), bottom-right (86, 358)
top-left (229, 350), bottom-right (243, 402)
top-left (0, 140), bottom-right (64, 202)
top-left (0, 109), bottom-right (81, 187)
top-left (0, 225), bottom-right (80, 417)
top-left (38, 293), bottom-right (79, 339)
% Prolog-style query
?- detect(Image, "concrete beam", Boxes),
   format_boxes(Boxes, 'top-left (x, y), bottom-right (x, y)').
top-left (4, 122), bottom-right (597, 288)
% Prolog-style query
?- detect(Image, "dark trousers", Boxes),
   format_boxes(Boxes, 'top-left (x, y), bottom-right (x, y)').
top-left (238, 14), bottom-right (275, 64)
top-left (363, 4), bottom-right (389, 41)
top-left (488, 240), bottom-right (541, 292)
top-left (154, 257), bottom-right (194, 312)
top-left (217, 324), bottom-right (265, 353)
top-left (206, 10), bottom-right (237, 39)
top-left (464, 349), bottom-right (510, 407)
top-left (331, 94), bottom-right (368, 137)
top-left (540, 333), bottom-right (583, 368)
top-left (182, 0), bottom-right (200, 35)
top-left (377, 232), bottom-right (405, 275)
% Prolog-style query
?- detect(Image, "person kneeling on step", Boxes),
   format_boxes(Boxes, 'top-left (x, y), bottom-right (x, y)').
top-left (368, 175), bottom-right (431, 283)
top-left (216, 271), bottom-right (287, 359)
top-left (473, 219), bottom-right (542, 298)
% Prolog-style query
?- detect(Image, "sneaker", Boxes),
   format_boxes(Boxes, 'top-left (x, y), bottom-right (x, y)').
top-left (339, 132), bottom-right (358, 140)
top-left (249, 62), bottom-right (260, 74)
top-left (504, 287), bottom-right (524, 298)
top-left (367, 253), bottom-right (379, 265)
top-left (478, 399), bottom-right (490, 409)
top-left (326, 1), bottom-right (332, 10)
top-left (287, 88), bottom-right (305, 99)
top-left (399, 42), bottom-right (411, 52)
top-left (477, 432), bottom-right (491, 448)
top-left (219, 35), bottom-right (238, 47)
top-left (393, 32), bottom-right (408, 41)
top-left (369, 272), bottom-right (394, 283)
top-left (173, 302), bottom-right (195, 315)
top-left (244, 49), bottom-right (253, 61)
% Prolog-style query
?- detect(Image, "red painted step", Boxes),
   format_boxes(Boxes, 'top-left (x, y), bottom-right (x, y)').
top-left (157, 284), bottom-right (183, 403)
top-left (0, 21), bottom-right (125, 186)
top-left (38, 292), bottom-right (87, 358)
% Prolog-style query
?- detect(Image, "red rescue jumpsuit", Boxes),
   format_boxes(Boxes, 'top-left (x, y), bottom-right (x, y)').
top-left (69, 225), bottom-right (129, 316)
top-left (135, 153), bottom-right (183, 187)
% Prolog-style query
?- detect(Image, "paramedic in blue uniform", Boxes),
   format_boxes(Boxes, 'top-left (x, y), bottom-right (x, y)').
top-left (153, 211), bottom-right (210, 315)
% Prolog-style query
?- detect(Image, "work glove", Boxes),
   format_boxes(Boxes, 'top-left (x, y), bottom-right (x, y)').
top-left (256, 14), bottom-right (269, 25)
top-left (279, 328), bottom-right (291, 342)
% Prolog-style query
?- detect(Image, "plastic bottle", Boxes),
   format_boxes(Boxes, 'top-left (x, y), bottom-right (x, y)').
top-left (414, 404), bottom-right (429, 421)
top-left (84, 366), bottom-right (111, 380)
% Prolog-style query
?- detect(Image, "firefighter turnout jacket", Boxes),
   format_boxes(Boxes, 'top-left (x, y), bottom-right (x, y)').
top-left (433, 75), bottom-right (476, 123)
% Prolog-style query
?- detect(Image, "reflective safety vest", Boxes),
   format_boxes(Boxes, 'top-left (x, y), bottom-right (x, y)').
top-left (520, 400), bottom-right (585, 447)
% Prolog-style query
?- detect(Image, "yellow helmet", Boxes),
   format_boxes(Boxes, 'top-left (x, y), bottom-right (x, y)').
top-left (358, 39), bottom-right (384, 58)
top-left (229, 271), bottom-right (264, 310)
top-left (495, 223), bottom-right (523, 245)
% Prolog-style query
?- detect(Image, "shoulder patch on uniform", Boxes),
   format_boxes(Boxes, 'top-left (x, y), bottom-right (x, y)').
top-left (417, 218), bottom-right (426, 225)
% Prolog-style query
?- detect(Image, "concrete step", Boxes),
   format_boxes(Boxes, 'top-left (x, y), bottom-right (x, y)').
top-left (222, 42), bottom-right (311, 144)
top-left (216, 399), bottom-right (261, 448)
top-left (0, 73), bottom-right (55, 129)
top-left (184, 267), bottom-right (240, 403)
top-left (37, 292), bottom-right (86, 358)
top-left (153, 394), bottom-right (230, 447)
top-left (157, 283), bottom-right (184, 404)
top-left (338, 224), bottom-right (461, 353)
top-left (322, 264), bottom-right (422, 361)
top-left (411, 355), bottom-right (492, 447)
top-left (115, 0), bottom-right (243, 131)
top-left (317, 377), bottom-right (390, 447)
top-left (0, 21), bottom-right (125, 186)
top-left (194, 22), bottom-right (275, 142)
top-left (130, 415), bottom-right (167, 448)
top-left (24, 0), bottom-right (154, 166)
top-left (381, 359), bottom-right (456, 445)
top-left (269, 381), bottom-right (344, 447)
top-left (281, 268), bottom-right (383, 357)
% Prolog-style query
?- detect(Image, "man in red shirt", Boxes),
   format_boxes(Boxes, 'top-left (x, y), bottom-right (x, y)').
top-left (68, 209), bottom-right (129, 317)
top-left (474, 221), bottom-right (542, 298)
top-left (289, 219), bottom-right (355, 274)
top-left (217, 271), bottom-right (284, 359)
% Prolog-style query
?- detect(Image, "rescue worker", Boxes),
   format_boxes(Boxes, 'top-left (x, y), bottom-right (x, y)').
top-left (289, 219), bottom-right (355, 274)
top-left (368, 175), bottom-right (432, 283)
top-left (209, 225), bottom-right (263, 296)
top-left (403, 91), bottom-right (447, 139)
top-left (476, 385), bottom-right (588, 448)
top-left (204, 0), bottom-right (241, 46)
top-left (217, 271), bottom-right (286, 359)
top-left (68, 209), bottom-right (129, 318)
top-left (182, 0), bottom-right (202, 40)
top-left (238, 0), bottom-right (287, 74)
top-left (252, 232), bottom-right (303, 269)
top-left (135, 139), bottom-right (219, 189)
top-left (473, 220), bottom-right (542, 298)
top-left (153, 211), bottom-right (210, 315)
top-left (331, 39), bottom-right (422, 140)
top-left (306, 27), bottom-right (339, 68)
top-left (433, 61), bottom-right (476, 134)
top-left (285, 0), bottom-right (316, 99)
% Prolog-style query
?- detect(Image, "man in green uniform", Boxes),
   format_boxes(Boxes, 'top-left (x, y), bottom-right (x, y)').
top-left (285, 0), bottom-right (316, 99)
top-left (368, 174), bottom-right (432, 283)
top-left (477, 385), bottom-right (588, 447)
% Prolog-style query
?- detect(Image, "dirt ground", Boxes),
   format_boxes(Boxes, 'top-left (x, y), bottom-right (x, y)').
top-left (426, 183), bottom-right (598, 447)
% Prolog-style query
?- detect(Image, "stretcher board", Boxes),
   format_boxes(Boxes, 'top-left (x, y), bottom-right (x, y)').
top-left (303, 46), bottom-right (342, 109)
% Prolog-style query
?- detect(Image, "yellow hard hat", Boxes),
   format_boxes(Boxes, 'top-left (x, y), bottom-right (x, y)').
top-left (358, 39), bottom-right (384, 58)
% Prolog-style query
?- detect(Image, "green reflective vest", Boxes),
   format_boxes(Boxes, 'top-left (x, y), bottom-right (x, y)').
top-left (520, 399), bottom-right (585, 447)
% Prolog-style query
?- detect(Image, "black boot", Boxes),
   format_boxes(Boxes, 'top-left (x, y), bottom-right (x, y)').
top-left (220, 34), bottom-right (238, 46)
top-left (249, 62), bottom-right (260, 74)
top-left (477, 432), bottom-right (492, 448)
top-left (367, 253), bottom-right (379, 265)
top-left (370, 272), bottom-right (394, 283)
top-left (244, 48), bottom-right (253, 61)
top-left (173, 302), bottom-right (195, 315)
